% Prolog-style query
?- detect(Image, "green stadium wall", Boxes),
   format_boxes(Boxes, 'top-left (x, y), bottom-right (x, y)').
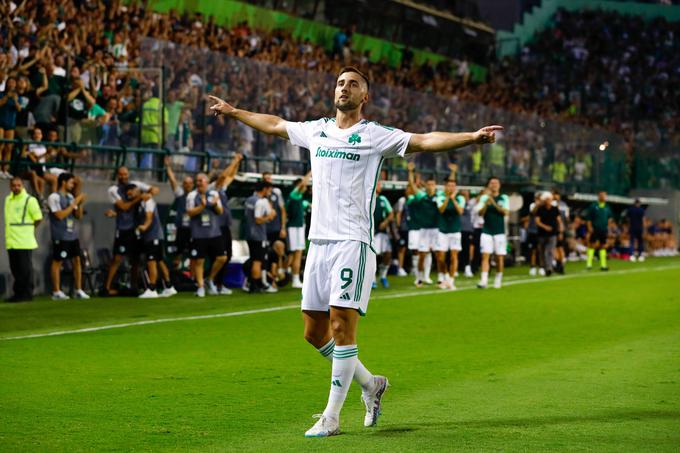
top-left (497, 0), bottom-right (680, 57)
top-left (145, 0), bottom-right (487, 82)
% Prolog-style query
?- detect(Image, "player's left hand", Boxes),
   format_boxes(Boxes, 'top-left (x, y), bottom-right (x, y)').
top-left (473, 125), bottom-right (503, 144)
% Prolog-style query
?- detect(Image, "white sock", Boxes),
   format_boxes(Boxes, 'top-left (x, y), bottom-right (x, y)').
top-left (495, 272), bottom-right (503, 281)
top-left (323, 345), bottom-right (359, 420)
top-left (317, 339), bottom-right (375, 392)
top-left (415, 269), bottom-right (422, 281)
top-left (292, 274), bottom-right (301, 284)
top-left (411, 254), bottom-right (418, 273)
top-left (481, 271), bottom-right (489, 285)
top-left (465, 265), bottom-right (471, 273)
top-left (379, 264), bottom-right (388, 279)
top-left (424, 254), bottom-right (432, 280)
top-left (446, 273), bottom-right (452, 284)
top-left (437, 272), bottom-right (444, 282)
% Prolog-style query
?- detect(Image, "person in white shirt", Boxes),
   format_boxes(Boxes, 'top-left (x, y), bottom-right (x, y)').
top-left (208, 66), bottom-right (502, 437)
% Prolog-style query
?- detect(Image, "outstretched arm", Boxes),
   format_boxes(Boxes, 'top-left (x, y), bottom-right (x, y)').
top-left (209, 95), bottom-right (289, 139)
top-left (215, 153), bottom-right (243, 189)
top-left (406, 126), bottom-right (503, 154)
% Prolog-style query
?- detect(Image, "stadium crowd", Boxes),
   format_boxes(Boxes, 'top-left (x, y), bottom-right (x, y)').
top-left (1, 1), bottom-right (676, 191)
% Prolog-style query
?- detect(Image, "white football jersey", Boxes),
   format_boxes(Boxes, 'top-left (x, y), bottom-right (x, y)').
top-left (286, 118), bottom-right (411, 248)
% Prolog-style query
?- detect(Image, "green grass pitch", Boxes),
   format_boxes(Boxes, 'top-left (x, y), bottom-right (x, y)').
top-left (1, 258), bottom-right (679, 451)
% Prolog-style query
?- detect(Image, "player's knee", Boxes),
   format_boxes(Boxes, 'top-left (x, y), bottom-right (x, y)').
top-left (303, 328), bottom-right (325, 347)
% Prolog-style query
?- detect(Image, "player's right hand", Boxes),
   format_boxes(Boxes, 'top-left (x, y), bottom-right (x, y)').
top-left (208, 95), bottom-right (236, 116)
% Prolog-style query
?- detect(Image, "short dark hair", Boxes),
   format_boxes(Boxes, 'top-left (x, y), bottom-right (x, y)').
top-left (255, 181), bottom-right (272, 192)
top-left (57, 172), bottom-right (75, 187)
top-left (124, 183), bottom-right (137, 192)
top-left (338, 66), bottom-right (370, 90)
top-left (486, 176), bottom-right (500, 186)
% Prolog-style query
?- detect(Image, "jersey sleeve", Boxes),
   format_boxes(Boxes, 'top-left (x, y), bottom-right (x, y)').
top-left (47, 193), bottom-right (62, 213)
top-left (456, 195), bottom-right (467, 209)
top-left (286, 120), bottom-right (316, 149)
top-left (382, 196), bottom-right (393, 213)
top-left (108, 185), bottom-right (121, 204)
top-left (372, 124), bottom-right (412, 159)
top-left (475, 194), bottom-right (489, 213)
top-left (498, 195), bottom-right (510, 210)
top-left (131, 180), bottom-right (151, 192)
top-left (186, 191), bottom-right (197, 211)
top-left (144, 198), bottom-right (156, 213)
top-left (289, 187), bottom-right (303, 200)
top-left (254, 198), bottom-right (269, 218)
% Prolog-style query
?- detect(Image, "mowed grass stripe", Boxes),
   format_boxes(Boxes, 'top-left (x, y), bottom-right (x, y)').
top-left (2, 262), bottom-right (679, 341)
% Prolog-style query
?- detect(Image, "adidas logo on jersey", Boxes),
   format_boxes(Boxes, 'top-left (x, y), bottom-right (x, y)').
top-left (340, 293), bottom-right (351, 300)
top-left (315, 146), bottom-right (361, 162)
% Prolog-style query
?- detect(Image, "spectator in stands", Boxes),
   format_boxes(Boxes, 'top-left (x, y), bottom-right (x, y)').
top-left (244, 181), bottom-right (277, 293)
top-left (186, 173), bottom-right (228, 297)
top-left (626, 199), bottom-right (646, 262)
top-left (65, 66), bottom-right (96, 144)
top-left (0, 76), bottom-right (22, 178)
top-left (139, 86), bottom-right (168, 170)
top-left (4, 176), bottom-right (42, 302)
top-left (47, 172), bottom-right (89, 300)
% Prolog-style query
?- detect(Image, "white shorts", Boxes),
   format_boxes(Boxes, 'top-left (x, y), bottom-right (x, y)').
top-left (374, 232), bottom-right (391, 254)
top-left (435, 232), bottom-right (462, 252)
top-left (48, 167), bottom-right (66, 176)
top-left (302, 240), bottom-right (376, 315)
top-left (481, 233), bottom-right (507, 256)
top-left (408, 230), bottom-right (420, 250)
top-left (287, 226), bottom-right (306, 251)
top-left (418, 228), bottom-right (438, 252)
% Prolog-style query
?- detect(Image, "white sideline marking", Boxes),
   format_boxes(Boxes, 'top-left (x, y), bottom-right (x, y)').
top-left (3, 263), bottom-right (679, 341)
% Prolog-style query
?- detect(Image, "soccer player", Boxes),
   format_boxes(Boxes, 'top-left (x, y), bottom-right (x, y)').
top-left (286, 171), bottom-right (312, 289)
top-left (186, 173), bottom-right (227, 297)
top-left (435, 178), bottom-right (465, 290)
top-left (208, 66), bottom-right (501, 437)
top-left (104, 166), bottom-right (159, 296)
top-left (373, 180), bottom-right (393, 288)
top-left (393, 187), bottom-right (410, 277)
top-left (586, 191), bottom-right (614, 271)
top-left (165, 157), bottom-right (194, 270)
top-left (131, 185), bottom-right (177, 299)
top-left (243, 181), bottom-right (278, 293)
top-left (47, 172), bottom-right (89, 300)
top-left (408, 170), bottom-right (439, 287)
top-left (476, 177), bottom-right (509, 289)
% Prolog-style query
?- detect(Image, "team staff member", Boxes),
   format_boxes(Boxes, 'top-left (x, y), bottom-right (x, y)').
top-left (244, 181), bottom-right (277, 293)
top-left (373, 181), bottom-right (393, 288)
top-left (165, 157), bottom-right (194, 269)
top-left (131, 185), bottom-right (177, 299)
top-left (4, 177), bottom-right (42, 302)
top-left (104, 166), bottom-right (159, 296)
top-left (586, 191), bottom-right (614, 271)
top-left (262, 172), bottom-right (287, 245)
top-left (286, 171), bottom-right (312, 289)
top-left (535, 192), bottom-right (563, 276)
top-left (435, 178), bottom-right (465, 290)
top-left (476, 177), bottom-right (509, 289)
top-left (47, 173), bottom-right (90, 300)
top-left (210, 154), bottom-right (243, 295)
top-left (187, 173), bottom-right (227, 297)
